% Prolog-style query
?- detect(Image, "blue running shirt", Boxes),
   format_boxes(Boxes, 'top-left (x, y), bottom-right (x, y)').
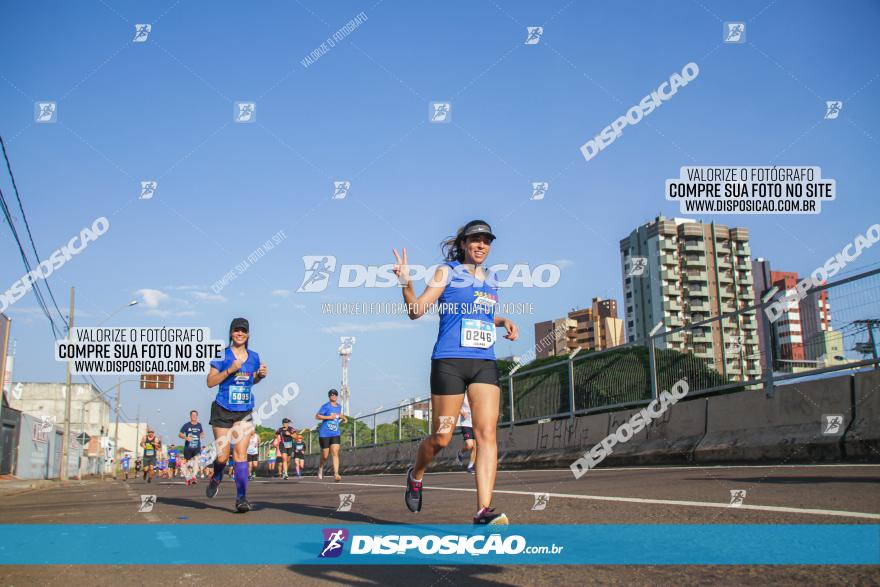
top-left (431, 261), bottom-right (499, 360)
top-left (210, 347), bottom-right (261, 411)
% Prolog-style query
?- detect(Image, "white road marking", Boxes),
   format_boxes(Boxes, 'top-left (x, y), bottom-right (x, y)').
top-left (297, 480), bottom-right (880, 520)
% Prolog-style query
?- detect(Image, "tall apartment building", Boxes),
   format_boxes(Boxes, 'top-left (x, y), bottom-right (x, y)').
top-left (620, 216), bottom-right (761, 381)
top-left (753, 258), bottom-right (843, 371)
top-left (534, 297), bottom-right (624, 359)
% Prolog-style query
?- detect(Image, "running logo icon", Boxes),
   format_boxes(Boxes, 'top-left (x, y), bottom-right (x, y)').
top-left (822, 414), bottom-right (844, 435)
top-left (437, 416), bottom-right (456, 434)
top-left (12, 382), bottom-right (23, 400)
top-left (532, 493), bottom-right (550, 511)
top-left (726, 335), bottom-right (744, 355)
top-left (728, 489), bottom-right (746, 507)
top-left (627, 257), bottom-right (648, 277)
top-left (319, 528), bottom-right (348, 558)
top-left (530, 182), bottom-right (549, 201)
top-left (332, 181), bottom-right (351, 200)
top-left (37, 415), bottom-right (56, 433)
top-left (35, 102), bottom-right (57, 123)
top-left (824, 101), bottom-right (843, 119)
top-left (723, 22), bottom-right (745, 43)
top-left (140, 181), bottom-right (157, 200)
top-left (337, 494), bottom-right (356, 512)
top-left (430, 102), bottom-right (451, 123)
top-left (133, 24), bottom-right (151, 42)
top-left (298, 255), bottom-right (337, 293)
top-left (525, 26), bottom-right (543, 45)
top-left (235, 102), bottom-right (256, 123)
top-left (138, 495), bottom-right (157, 513)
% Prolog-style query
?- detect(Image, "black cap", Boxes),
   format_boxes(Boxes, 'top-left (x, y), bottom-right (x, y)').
top-left (461, 220), bottom-right (496, 241)
top-left (230, 317), bottom-right (249, 333)
top-left (328, 389), bottom-right (339, 397)
top-left (282, 418), bottom-right (291, 424)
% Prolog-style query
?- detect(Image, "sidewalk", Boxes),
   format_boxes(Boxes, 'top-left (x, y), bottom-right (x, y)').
top-left (0, 474), bottom-right (102, 497)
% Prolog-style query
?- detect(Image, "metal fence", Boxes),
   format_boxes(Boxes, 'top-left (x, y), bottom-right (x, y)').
top-left (311, 267), bottom-right (880, 452)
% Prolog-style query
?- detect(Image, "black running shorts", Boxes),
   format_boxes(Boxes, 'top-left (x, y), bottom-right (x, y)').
top-left (460, 426), bottom-right (475, 440)
top-left (247, 453), bottom-right (258, 462)
top-left (319, 436), bottom-right (341, 449)
top-left (430, 358), bottom-right (500, 395)
top-left (183, 447), bottom-right (200, 460)
top-left (209, 401), bottom-right (253, 428)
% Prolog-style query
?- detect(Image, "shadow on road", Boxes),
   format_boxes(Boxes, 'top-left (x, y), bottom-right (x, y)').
top-left (685, 476), bottom-right (880, 485)
top-left (286, 564), bottom-right (510, 585)
top-left (156, 496), bottom-right (402, 524)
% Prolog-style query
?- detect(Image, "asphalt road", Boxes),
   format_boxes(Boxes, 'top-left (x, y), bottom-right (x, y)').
top-left (1, 464), bottom-right (878, 585)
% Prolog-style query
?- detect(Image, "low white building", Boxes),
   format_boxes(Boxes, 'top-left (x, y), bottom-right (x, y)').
top-left (6, 382), bottom-right (111, 441)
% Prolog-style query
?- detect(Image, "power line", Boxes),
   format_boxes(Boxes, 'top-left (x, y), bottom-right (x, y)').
top-left (0, 184), bottom-right (62, 338)
top-left (0, 135), bottom-right (66, 327)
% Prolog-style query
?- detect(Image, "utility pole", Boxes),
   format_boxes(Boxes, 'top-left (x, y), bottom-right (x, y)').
top-left (60, 286), bottom-right (74, 481)
top-left (135, 405), bottom-right (140, 460)
top-left (854, 319), bottom-right (880, 369)
top-left (113, 376), bottom-right (121, 479)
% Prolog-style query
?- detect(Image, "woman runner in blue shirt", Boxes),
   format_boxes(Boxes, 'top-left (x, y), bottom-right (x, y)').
top-left (393, 220), bottom-right (518, 525)
top-left (204, 317), bottom-right (267, 512)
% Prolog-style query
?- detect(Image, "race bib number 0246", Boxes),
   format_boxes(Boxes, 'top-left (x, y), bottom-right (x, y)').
top-left (461, 319), bottom-right (495, 349)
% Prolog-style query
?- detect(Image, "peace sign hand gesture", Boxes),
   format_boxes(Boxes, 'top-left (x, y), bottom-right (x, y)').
top-left (392, 247), bottom-right (411, 287)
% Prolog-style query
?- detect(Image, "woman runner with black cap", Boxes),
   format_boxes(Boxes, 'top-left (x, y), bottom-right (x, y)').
top-left (204, 317), bottom-right (267, 512)
top-left (393, 219), bottom-right (518, 525)
top-left (315, 389), bottom-right (348, 482)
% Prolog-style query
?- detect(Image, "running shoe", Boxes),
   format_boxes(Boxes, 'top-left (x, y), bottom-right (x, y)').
top-left (455, 451), bottom-right (464, 466)
top-left (334, 475), bottom-right (341, 483)
top-left (206, 478), bottom-right (220, 499)
top-left (467, 465), bottom-right (475, 475)
top-left (473, 507), bottom-right (508, 525)
top-left (235, 497), bottom-right (252, 513)
top-left (283, 473), bottom-right (289, 480)
top-left (317, 468), bottom-right (323, 480)
top-left (404, 466), bottom-right (422, 513)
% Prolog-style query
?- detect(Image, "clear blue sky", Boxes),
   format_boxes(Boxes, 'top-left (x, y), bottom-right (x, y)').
top-left (1, 0), bottom-right (878, 440)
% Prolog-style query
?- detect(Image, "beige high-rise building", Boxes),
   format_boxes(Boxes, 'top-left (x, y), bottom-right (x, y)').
top-left (619, 216), bottom-right (761, 381)
top-left (534, 298), bottom-right (624, 359)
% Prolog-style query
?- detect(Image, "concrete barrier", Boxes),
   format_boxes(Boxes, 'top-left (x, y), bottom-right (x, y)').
top-left (845, 369), bottom-right (880, 458)
top-left (694, 376), bottom-right (852, 463)
top-left (605, 397), bottom-right (707, 466)
top-left (284, 371), bottom-right (877, 477)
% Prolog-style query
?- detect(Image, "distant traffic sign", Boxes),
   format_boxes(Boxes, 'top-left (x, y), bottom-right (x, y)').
top-left (140, 374), bottom-right (174, 390)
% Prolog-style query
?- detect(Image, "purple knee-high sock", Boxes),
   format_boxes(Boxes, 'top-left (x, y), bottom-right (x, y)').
top-left (212, 460), bottom-right (227, 482)
top-left (233, 461), bottom-right (249, 499)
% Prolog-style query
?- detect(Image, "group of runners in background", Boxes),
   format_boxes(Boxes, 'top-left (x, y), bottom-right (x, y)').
top-left (127, 220), bottom-right (514, 524)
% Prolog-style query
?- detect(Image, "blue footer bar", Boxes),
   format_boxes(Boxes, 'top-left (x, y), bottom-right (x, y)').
top-left (0, 525), bottom-right (877, 565)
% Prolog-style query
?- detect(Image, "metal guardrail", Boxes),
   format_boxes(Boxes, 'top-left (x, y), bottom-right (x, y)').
top-left (308, 268), bottom-right (880, 452)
